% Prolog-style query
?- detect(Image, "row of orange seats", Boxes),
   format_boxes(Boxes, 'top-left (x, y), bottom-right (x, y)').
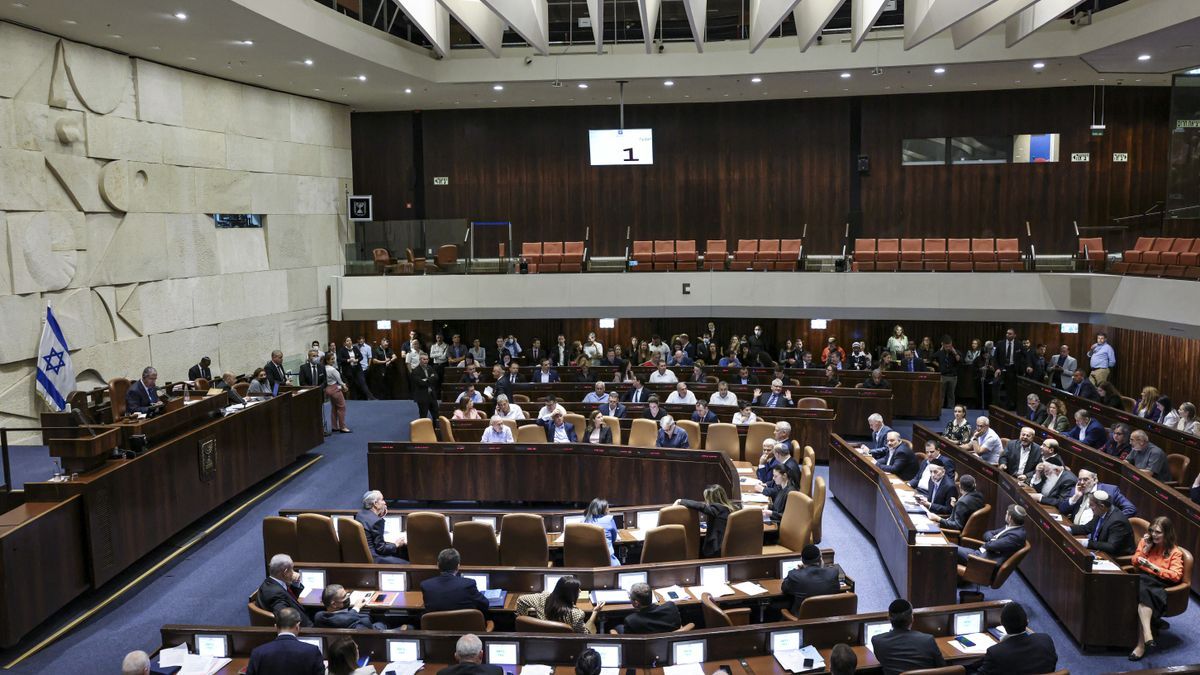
top-left (629, 239), bottom-right (805, 271)
top-left (854, 238), bottom-right (1023, 272)
top-left (518, 242), bottom-right (586, 273)
top-left (1110, 237), bottom-right (1200, 279)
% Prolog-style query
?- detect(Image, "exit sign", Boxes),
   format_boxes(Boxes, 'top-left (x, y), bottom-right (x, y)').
top-left (1070, 153), bottom-right (1090, 162)
top-left (1113, 153), bottom-right (1129, 163)
top-left (433, 176), bottom-right (449, 185)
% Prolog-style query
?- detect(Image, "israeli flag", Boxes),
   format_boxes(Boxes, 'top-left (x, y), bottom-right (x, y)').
top-left (35, 305), bottom-right (75, 412)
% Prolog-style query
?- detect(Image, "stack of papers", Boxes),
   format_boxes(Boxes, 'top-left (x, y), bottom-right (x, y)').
top-left (915, 534), bottom-right (947, 546)
top-left (948, 633), bottom-right (997, 655)
top-left (774, 646), bottom-right (824, 673)
top-left (383, 659), bottom-right (425, 675)
top-left (521, 666), bottom-right (554, 675)
top-left (663, 664), bottom-right (706, 675)
top-left (349, 590), bottom-right (373, 607)
top-left (731, 581), bottom-right (768, 595)
top-left (737, 467), bottom-right (755, 475)
top-left (688, 583), bottom-right (733, 599)
top-left (628, 529), bottom-right (647, 541)
top-left (742, 493), bottom-right (770, 504)
top-left (179, 655), bottom-right (230, 675)
top-left (157, 644), bottom-right (189, 668)
top-left (1092, 559), bottom-right (1123, 572)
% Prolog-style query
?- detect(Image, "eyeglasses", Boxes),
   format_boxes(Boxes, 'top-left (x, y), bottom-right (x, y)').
top-left (1149, 529), bottom-right (1164, 534)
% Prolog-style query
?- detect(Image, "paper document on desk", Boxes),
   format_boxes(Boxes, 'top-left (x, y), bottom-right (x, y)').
top-left (484, 386), bottom-right (495, 398)
top-left (179, 655), bottom-right (230, 675)
top-left (948, 633), bottom-right (996, 655)
top-left (664, 664), bottom-right (706, 675)
top-left (915, 534), bottom-right (946, 546)
top-left (1075, 538), bottom-right (1090, 548)
top-left (628, 528), bottom-right (646, 541)
top-left (742, 493), bottom-right (770, 504)
top-left (774, 645), bottom-right (824, 672)
top-left (688, 583), bottom-right (733, 599)
top-left (740, 476), bottom-right (758, 485)
top-left (889, 477), bottom-right (904, 484)
top-left (737, 467), bottom-right (755, 474)
top-left (656, 585), bottom-right (690, 602)
top-left (1092, 559), bottom-right (1122, 572)
top-left (383, 659), bottom-right (425, 675)
top-left (731, 581), bottom-right (768, 595)
top-left (349, 590), bottom-right (373, 607)
top-left (157, 644), bottom-right (189, 668)
top-left (554, 533), bottom-right (566, 543)
top-left (521, 666), bottom-right (554, 675)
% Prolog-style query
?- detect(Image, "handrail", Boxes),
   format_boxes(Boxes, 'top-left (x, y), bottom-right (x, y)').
top-left (1111, 201), bottom-right (1164, 225)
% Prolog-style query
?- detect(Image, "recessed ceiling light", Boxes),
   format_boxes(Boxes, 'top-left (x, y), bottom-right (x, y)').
top-left (186, 56), bottom-right (196, 60)
top-left (303, 59), bottom-right (314, 66)
top-left (1032, 62), bottom-right (1045, 69)
top-left (493, 84), bottom-right (504, 91)
top-left (174, 11), bottom-right (188, 20)
top-left (1189, 67), bottom-right (1200, 75)
top-left (1137, 54), bottom-right (1151, 61)
top-left (151, 45), bottom-right (160, 50)
top-left (313, 88), bottom-right (321, 92)
top-left (577, 83), bottom-right (588, 89)
top-left (240, 39), bottom-right (254, 45)
top-left (933, 67), bottom-right (946, 74)
top-left (11, 2), bottom-right (26, 6)
top-left (840, 72), bottom-right (851, 79)
top-left (62, 19), bottom-right (77, 24)
top-left (404, 88), bottom-right (412, 94)
top-left (751, 76), bottom-right (762, 83)
top-left (663, 80), bottom-right (674, 87)
top-left (108, 34), bottom-right (122, 39)
top-left (357, 75), bottom-right (367, 81)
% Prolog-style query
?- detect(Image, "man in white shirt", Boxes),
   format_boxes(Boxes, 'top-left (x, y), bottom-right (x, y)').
top-left (493, 394), bottom-right (526, 420)
top-left (966, 416), bottom-right (1003, 464)
top-left (536, 395), bottom-right (567, 420)
top-left (666, 382), bottom-right (697, 405)
top-left (709, 381), bottom-right (738, 407)
top-left (583, 381), bottom-right (608, 404)
top-left (648, 335), bottom-right (671, 363)
top-left (649, 363), bottom-right (678, 384)
top-left (480, 416), bottom-right (514, 443)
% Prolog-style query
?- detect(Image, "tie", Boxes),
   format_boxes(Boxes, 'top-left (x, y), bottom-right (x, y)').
top-left (1092, 514), bottom-right (1106, 539)
top-left (908, 361), bottom-right (914, 372)
top-left (1007, 341), bottom-right (1013, 364)
top-left (769, 394), bottom-right (777, 406)
top-left (929, 481), bottom-right (938, 504)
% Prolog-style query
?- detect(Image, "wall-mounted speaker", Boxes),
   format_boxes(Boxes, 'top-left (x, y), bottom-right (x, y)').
top-left (857, 155), bottom-right (870, 175)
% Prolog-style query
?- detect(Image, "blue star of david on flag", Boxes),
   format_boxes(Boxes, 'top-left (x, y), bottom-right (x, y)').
top-left (35, 306), bottom-right (75, 412)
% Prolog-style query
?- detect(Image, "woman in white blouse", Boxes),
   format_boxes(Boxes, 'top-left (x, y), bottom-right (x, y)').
top-left (323, 353), bottom-right (350, 433)
top-left (886, 324), bottom-right (909, 358)
top-left (732, 402), bottom-right (757, 425)
top-left (1163, 402), bottom-right (1198, 435)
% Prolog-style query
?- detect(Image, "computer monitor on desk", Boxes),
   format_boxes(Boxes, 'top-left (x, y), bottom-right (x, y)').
top-left (388, 639), bottom-right (420, 662)
top-left (770, 629), bottom-right (802, 653)
top-left (863, 621), bottom-right (891, 650)
top-left (463, 573), bottom-right (489, 590)
top-left (486, 642), bottom-right (519, 667)
top-left (379, 571), bottom-right (407, 592)
top-left (953, 610), bottom-right (984, 635)
top-left (672, 639), bottom-right (706, 665)
top-left (195, 634), bottom-right (229, 658)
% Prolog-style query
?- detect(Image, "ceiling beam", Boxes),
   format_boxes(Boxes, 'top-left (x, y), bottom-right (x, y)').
top-left (392, 0), bottom-right (451, 58)
top-left (1006, 0), bottom-right (1087, 47)
top-left (748, 0), bottom-right (805, 53)
top-left (637, 0), bottom-right (663, 53)
top-left (851, 0), bottom-right (889, 51)
top-left (437, 0), bottom-right (505, 57)
top-left (682, 0), bottom-right (708, 52)
top-left (949, 0), bottom-right (1039, 49)
top-left (904, 0), bottom-right (999, 50)
top-left (479, 0), bottom-right (550, 55)
top-left (794, 0), bottom-right (847, 52)
top-left (585, 0), bottom-right (604, 53)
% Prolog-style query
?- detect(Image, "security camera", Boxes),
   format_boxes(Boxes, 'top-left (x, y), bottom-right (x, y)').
top-left (816, 35), bottom-right (823, 44)
top-left (524, 56), bottom-right (533, 65)
top-left (656, 43), bottom-right (665, 54)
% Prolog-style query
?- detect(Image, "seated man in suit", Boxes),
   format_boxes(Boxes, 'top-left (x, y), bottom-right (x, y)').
top-left (760, 441), bottom-right (801, 499)
top-left (1029, 461), bottom-right (1077, 504)
top-left (574, 363), bottom-right (596, 384)
top-left (598, 393), bottom-right (626, 419)
top-left (437, 634), bottom-right (503, 675)
top-left (256, 554), bottom-right (313, 627)
top-left (691, 401), bottom-right (719, 424)
top-left (1065, 368), bottom-right (1099, 401)
top-left (1022, 393), bottom-right (1048, 425)
top-left (420, 548), bottom-right (489, 613)
top-left (859, 369), bottom-right (891, 390)
top-left (656, 415), bottom-right (690, 448)
top-left (355, 490), bottom-right (407, 563)
top-left (871, 598), bottom-right (945, 675)
top-left (780, 545), bottom-right (842, 614)
top-left (956, 504), bottom-right (1027, 565)
top-left (536, 395), bottom-right (567, 420)
top-left (752, 379), bottom-right (795, 408)
top-left (537, 410), bottom-right (578, 443)
top-left (1126, 429), bottom-right (1172, 482)
top-left (899, 349), bottom-right (926, 373)
top-left (732, 367), bottom-right (756, 386)
top-left (246, 607), bottom-right (323, 675)
top-left (1068, 408), bottom-right (1107, 448)
top-left (532, 359), bottom-right (560, 384)
top-left (1057, 469), bottom-right (1137, 527)
top-left (872, 431), bottom-right (918, 481)
top-left (908, 440), bottom-right (956, 493)
top-left (618, 582), bottom-right (682, 633)
top-left (1069, 490), bottom-right (1135, 556)
top-left (975, 601), bottom-right (1058, 675)
top-left (314, 584), bottom-right (387, 629)
top-left (857, 413), bottom-right (892, 453)
top-left (188, 356), bottom-right (213, 383)
top-left (623, 376), bottom-right (651, 403)
top-left (930, 474), bottom-right (985, 531)
top-left (998, 426), bottom-right (1042, 480)
top-left (668, 349), bottom-right (694, 367)
top-left (913, 464), bottom-right (957, 515)
top-left (125, 366), bottom-right (164, 416)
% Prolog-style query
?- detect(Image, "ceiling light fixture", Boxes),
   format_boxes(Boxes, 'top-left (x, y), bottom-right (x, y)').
top-left (62, 19), bottom-right (77, 24)
top-left (578, 83), bottom-right (588, 89)
top-left (174, 11), bottom-right (188, 20)
top-left (493, 84), bottom-right (504, 91)
top-left (751, 76), bottom-right (762, 83)
top-left (663, 80), bottom-right (674, 87)
top-left (405, 88), bottom-right (413, 94)
top-left (11, 2), bottom-right (26, 6)
top-left (1032, 62), bottom-right (1045, 69)
top-left (304, 58), bottom-right (314, 66)
top-left (357, 74), bottom-right (367, 81)
top-left (933, 67), bottom-right (946, 74)
top-left (840, 72), bottom-right (851, 79)
top-left (240, 39), bottom-right (254, 45)
top-left (1137, 54), bottom-right (1151, 61)
top-left (108, 34), bottom-right (122, 39)
top-left (1189, 67), bottom-right (1200, 75)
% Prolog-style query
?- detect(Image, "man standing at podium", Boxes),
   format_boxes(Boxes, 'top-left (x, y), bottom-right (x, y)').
top-left (125, 367), bottom-right (164, 415)
top-left (265, 350), bottom-right (290, 387)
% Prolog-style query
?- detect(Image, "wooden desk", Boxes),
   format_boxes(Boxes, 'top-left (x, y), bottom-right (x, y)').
top-left (827, 435), bottom-right (958, 608)
top-left (368, 442), bottom-right (737, 506)
top-left (984, 404), bottom-right (1200, 595)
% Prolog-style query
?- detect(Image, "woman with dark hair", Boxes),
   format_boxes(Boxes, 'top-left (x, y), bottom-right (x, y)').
top-left (675, 484), bottom-right (736, 558)
top-left (778, 339), bottom-right (802, 368)
top-left (768, 465), bottom-right (797, 523)
top-left (452, 397), bottom-right (485, 420)
top-left (822, 365), bottom-right (842, 388)
top-left (705, 342), bottom-right (721, 366)
top-left (247, 367), bottom-right (273, 396)
top-left (584, 497), bottom-right (620, 565)
top-left (1045, 398), bottom-right (1071, 433)
top-left (515, 575), bottom-right (603, 633)
top-left (585, 411), bottom-right (614, 446)
top-left (943, 405), bottom-right (972, 444)
top-left (1129, 516), bottom-right (1186, 661)
top-left (643, 395), bottom-right (666, 421)
top-left (1097, 381), bottom-right (1124, 410)
top-left (917, 336), bottom-right (935, 363)
top-left (326, 635), bottom-right (375, 675)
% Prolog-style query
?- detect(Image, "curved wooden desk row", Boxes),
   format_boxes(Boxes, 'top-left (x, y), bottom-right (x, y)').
top-left (826, 436), bottom-right (958, 609)
top-left (911, 423), bottom-right (1140, 650)
top-left (368, 442), bottom-right (738, 506)
top-left (162, 600), bottom-right (1009, 673)
top-left (444, 383), bottom-right (893, 437)
top-left (1017, 376), bottom-right (1200, 485)
top-left (446, 406), bottom-right (833, 462)
top-left (982, 404), bottom-right (1200, 595)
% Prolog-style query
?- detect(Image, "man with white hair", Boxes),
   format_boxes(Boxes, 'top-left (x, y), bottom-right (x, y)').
top-left (1029, 461), bottom-right (1077, 503)
top-left (493, 394), bottom-right (526, 420)
top-left (1057, 468), bottom-right (1137, 526)
top-left (656, 415), bottom-right (690, 448)
top-left (964, 416), bottom-right (1003, 464)
top-left (752, 379), bottom-right (795, 408)
top-left (1068, 490), bottom-right (1135, 556)
top-left (666, 382), bottom-right (697, 405)
top-left (355, 490), bottom-right (407, 563)
top-left (1127, 430), bottom-right (1171, 482)
top-left (437, 634), bottom-right (503, 675)
top-left (773, 421), bottom-right (797, 453)
top-left (481, 416), bottom-right (514, 444)
top-left (759, 441), bottom-right (801, 497)
top-left (857, 413), bottom-right (892, 453)
top-left (256, 554), bottom-right (312, 626)
top-left (121, 651), bottom-right (150, 675)
top-left (583, 381), bottom-right (608, 404)
top-left (872, 431), bottom-right (918, 481)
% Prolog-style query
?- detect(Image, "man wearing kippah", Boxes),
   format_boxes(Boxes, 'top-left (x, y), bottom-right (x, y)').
top-left (780, 545), bottom-right (842, 615)
top-left (871, 598), bottom-right (945, 675)
top-left (956, 504), bottom-right (1028, 565)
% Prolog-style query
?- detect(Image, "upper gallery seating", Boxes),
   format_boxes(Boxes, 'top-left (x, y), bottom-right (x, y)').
top-left (852, 238), bottom-right (1023, 272)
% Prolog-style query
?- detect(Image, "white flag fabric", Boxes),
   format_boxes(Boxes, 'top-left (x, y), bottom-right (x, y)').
top-left (35, 305), bottom-right (75, 412)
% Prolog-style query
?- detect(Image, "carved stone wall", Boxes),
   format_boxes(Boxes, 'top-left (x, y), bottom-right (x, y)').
top-left (0, 22), bottom-right (351, 439)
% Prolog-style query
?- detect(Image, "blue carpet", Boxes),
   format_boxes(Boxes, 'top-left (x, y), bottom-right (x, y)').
top-left (3, 401), bottom-right (1198, 672)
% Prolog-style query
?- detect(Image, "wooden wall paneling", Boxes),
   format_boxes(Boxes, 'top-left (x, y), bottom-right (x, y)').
top-left (351, 111), bottom-right (417, 221)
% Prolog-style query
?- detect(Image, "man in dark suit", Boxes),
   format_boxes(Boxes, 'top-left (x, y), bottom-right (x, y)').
top-left (619, 583), bottom-right (682, 633)
top-left (900, 349), bottom-right (926, 373)
top-left (975, 602), bottom-right (1058, 675)
top-left (437, 634), bottom-right (504, 675)
top-left (256, 554), bottom-right (312, 627)
top-left (188, 357), bottom-right (212, 382)
top-left (995, 327), bottom-right (1027, 409)
top-left (1056, 469), bottom-right (1137, 525)
top-left (930, 474), bottom-right (985, 531)
top-left (871, 599), bottom-right (946, 675)
top-left (1030, 462), bottom-right (1077, 504)
top-left (914, 464), bottom-right (957, 515)
top-left (747, 325), bottom-right (770, 366)
top-left (909, 441), bottom-right (956, 493)
top-left (780, 545), bottom-right (842, 614)
top-left (598, 393), bottom-right (627, 419)
top-left (1022, 393), bottom-right (1048, 425)
top-left (871, 431), bottom-right (918, 481)
top-left (761, 442), bottom-right (801, 499)
top-left (956, 505), bottom-right (1027, 565)
top-left (691, 401), bottom-right (719, 424)
top-left (1069, 490), bottom-right (1135, 556)
top-left (246, 607), bottom-right (323, 675)
top-left (420, 548), bottom-right (489, 613)
top-left (314, 584), bottom-right (387, 629)
top-left (600, 348), bottom-right (625, 369)
top-left (264, 349), bottom-right (290, 387)
top-left (1065, 369), bottom-right (1099, 401)
top-left (355, 490), bottom-right (407, 563)
top-left (733, 367), bottom-right (757, 386)
top-left (752, 379), bottom-right (795, 408)
top-left (655, 416), bottom-right (690, 448)
top-left (125, 366), bottom-right (164, 415)
top-left (998, 426), bottom-right (1042, 480)
top-left (410, 353), bottom-right (438, 420)
top-left (495, 363), bottom-right (521, 400)
top-left (623, 376), bottom-right (650, 403)
top-left (573, 364), bottom-right (595, 384)
top-left (532, 359), bottom-right (561, 384)
top-left (1067, 409), bottom-right (1106, 448)
top-left (525, 338), bottom-right (544, 366)
top-left (538, 411), bottom-right (578, 443)
top-left (550, 335), bottom-right (570, 367)
top-left (298, 349), bottom-right (326, 388)
top-left (859, 414), bottom-right (892, 452)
